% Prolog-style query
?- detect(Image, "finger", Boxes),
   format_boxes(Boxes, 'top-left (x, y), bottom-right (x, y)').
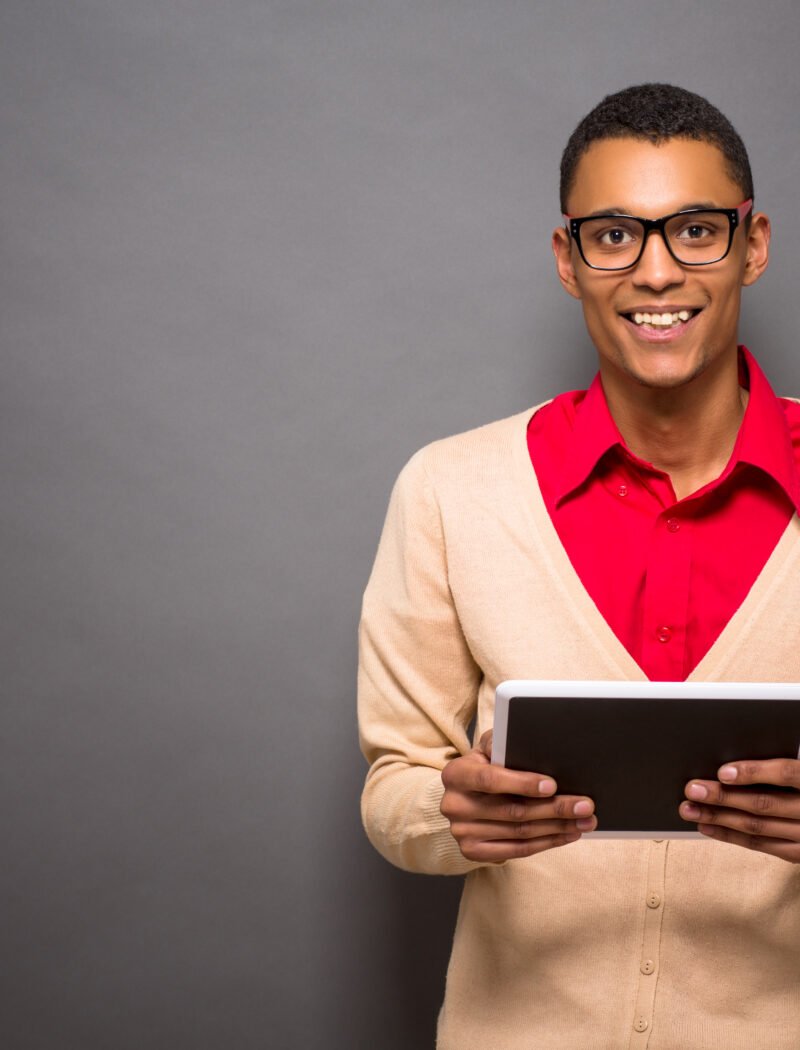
top-left (445, 791), bottom-right (595, 824)
top-left (479, 729), bottom-right (493, 757)
top-left (458, 830), bottom-right (584, 864)
top-left (684, 779), bottom-right (800, 820)
top-left (444, 756), bottom-right (558, 799)
top-left (715, 758), bottom-right (800, 789)
top-left (680, 801), bottom-right (800, 842)
top-left (452, 814), bottom-right (597, 844)
top-left (695, 823), bottom-right (800, 864)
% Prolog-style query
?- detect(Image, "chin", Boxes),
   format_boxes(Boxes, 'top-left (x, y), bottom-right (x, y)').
top-left (615, 347), bottom-right (715, 392)
top-left (624, 364), bottom-right (705, 390)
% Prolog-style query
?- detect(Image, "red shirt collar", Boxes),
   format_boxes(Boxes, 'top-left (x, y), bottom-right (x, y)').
top-left (556, 346), bottom-right (800, 513)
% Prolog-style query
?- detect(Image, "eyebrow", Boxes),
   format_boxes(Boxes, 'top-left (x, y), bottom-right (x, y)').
top-left (580, 200), bottom-right (721, 218)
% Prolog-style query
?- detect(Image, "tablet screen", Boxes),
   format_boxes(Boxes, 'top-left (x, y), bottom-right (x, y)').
top-left (492, 681), bottom-right (800, 836)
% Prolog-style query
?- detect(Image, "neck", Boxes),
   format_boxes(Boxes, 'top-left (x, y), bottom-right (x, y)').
top-left (600, 352), bottom-right (747, 501)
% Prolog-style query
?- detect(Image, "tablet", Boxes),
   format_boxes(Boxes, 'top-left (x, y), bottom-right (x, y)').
top-left (491, 680), bottom-right (800, 838)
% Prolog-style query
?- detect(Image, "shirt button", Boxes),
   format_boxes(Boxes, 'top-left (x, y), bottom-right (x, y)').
top-left (647, 892), bottom-right (661, 909)
top-left (617, 483), bottom-right (628, 497)
top-left (656, 626), bottom-right (672, 643)
top-left (666, 517), bottom-right (680, 532)
top-left (634, 1017), bottom-right (649, 1032)
top-left (641, 959), bottom-right (656, 975)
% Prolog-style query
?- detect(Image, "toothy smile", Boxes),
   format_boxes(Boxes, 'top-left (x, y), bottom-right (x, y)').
top-left (625, 309), bottom-right (698, 328)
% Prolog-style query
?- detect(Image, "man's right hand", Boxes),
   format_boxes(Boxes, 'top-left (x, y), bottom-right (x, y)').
top-left (440, 730), bottom-right (597, 863)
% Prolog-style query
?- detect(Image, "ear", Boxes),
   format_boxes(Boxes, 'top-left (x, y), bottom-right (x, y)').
top-left (552, 226), bottom-right (582, 300)
top-left (742, 210), bottom-right (770, 287)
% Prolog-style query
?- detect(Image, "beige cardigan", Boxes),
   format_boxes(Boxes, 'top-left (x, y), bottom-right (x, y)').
top-left (358, 406), bottom-right (800, 1050)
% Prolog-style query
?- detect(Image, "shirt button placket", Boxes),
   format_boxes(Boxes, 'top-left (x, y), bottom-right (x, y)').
top-left (641, 510), bottom-right (692, 679)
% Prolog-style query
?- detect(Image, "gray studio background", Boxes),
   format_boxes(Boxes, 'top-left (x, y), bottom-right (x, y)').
top-left (4, 2), bottom-right (800, 1047)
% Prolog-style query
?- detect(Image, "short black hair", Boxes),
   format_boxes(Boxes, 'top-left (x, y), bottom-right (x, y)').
top-left (559, 83), bottom-right (753, 213)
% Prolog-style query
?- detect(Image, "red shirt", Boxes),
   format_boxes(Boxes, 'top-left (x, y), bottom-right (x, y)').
top-left (527, 348), bottom-right (800, 681)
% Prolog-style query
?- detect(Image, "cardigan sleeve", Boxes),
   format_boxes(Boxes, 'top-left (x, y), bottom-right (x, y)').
top-left (358, 449), bottom-right (485, 875)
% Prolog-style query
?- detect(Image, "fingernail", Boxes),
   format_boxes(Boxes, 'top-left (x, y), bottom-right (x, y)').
top-left (719, 765), bottom-right (738, 782)
top-left (687, 783), bottom-right (708, 801)
top-left (576, 817), bottom-right (595, 831)
top-left (573, 800), bottom-right (592, 817)
top-left (539, 779), bottom-right (556, 795)
top-left (682, 803), bottom-right (700, 819)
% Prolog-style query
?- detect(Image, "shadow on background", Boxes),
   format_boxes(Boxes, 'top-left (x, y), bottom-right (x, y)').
top-left (315, 764), bottom-right (464, 1050)
top-left (341, 856), bottom-right (463, 1049)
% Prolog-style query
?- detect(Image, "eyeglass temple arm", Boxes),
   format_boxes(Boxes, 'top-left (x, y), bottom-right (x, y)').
top-left (736, 199), bottom-right (754, 223)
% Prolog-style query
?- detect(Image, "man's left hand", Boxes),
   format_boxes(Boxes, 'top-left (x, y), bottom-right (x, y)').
top-left (680, 759), bottom-right (800, 863)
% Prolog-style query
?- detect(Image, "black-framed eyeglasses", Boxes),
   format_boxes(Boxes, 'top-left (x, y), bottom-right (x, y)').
top-left (564, 199), bottom-right (753, 271)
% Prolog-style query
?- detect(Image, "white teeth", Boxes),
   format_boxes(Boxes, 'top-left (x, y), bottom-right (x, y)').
top-left (631, 310), bottom-right (693, 327)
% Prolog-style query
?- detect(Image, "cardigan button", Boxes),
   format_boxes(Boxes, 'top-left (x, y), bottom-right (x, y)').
top-left (634, 1016), bottom-right (649, 1032)
top-left (656, 626), bottom-right (672, 643)
top-left (647, 892), bottom-right (662, 909)
top-left (640, 958), bottom-right (656, 975)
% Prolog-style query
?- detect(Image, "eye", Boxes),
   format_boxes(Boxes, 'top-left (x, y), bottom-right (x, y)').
top-left (676, 222), bottom-right (713, 241)
top-left (597, 226), bottom-right (636, 246)
top-left (670, 213), bottom-right (728, 242)
top-left (578, 216), bottom-right (642, 261)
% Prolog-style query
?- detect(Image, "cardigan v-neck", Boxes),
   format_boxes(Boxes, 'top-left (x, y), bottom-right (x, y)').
top-left (507, 402), bottom-right (800, 682)
top-left (524, 352), bottom-right (800, 680)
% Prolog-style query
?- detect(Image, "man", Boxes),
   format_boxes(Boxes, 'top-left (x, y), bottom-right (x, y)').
top-left (358, 84), bottom-right (800, 1049)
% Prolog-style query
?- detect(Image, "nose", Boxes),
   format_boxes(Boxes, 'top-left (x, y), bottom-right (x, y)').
top-left (632, 228), bottom-right (686, 291)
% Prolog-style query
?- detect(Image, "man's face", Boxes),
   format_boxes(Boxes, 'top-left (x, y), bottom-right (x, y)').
top-left (552, 136), bottom-right (770, 395)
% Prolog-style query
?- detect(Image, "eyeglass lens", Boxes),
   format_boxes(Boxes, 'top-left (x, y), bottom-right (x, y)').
top-left (579, 212), bottom-right (732, 269)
